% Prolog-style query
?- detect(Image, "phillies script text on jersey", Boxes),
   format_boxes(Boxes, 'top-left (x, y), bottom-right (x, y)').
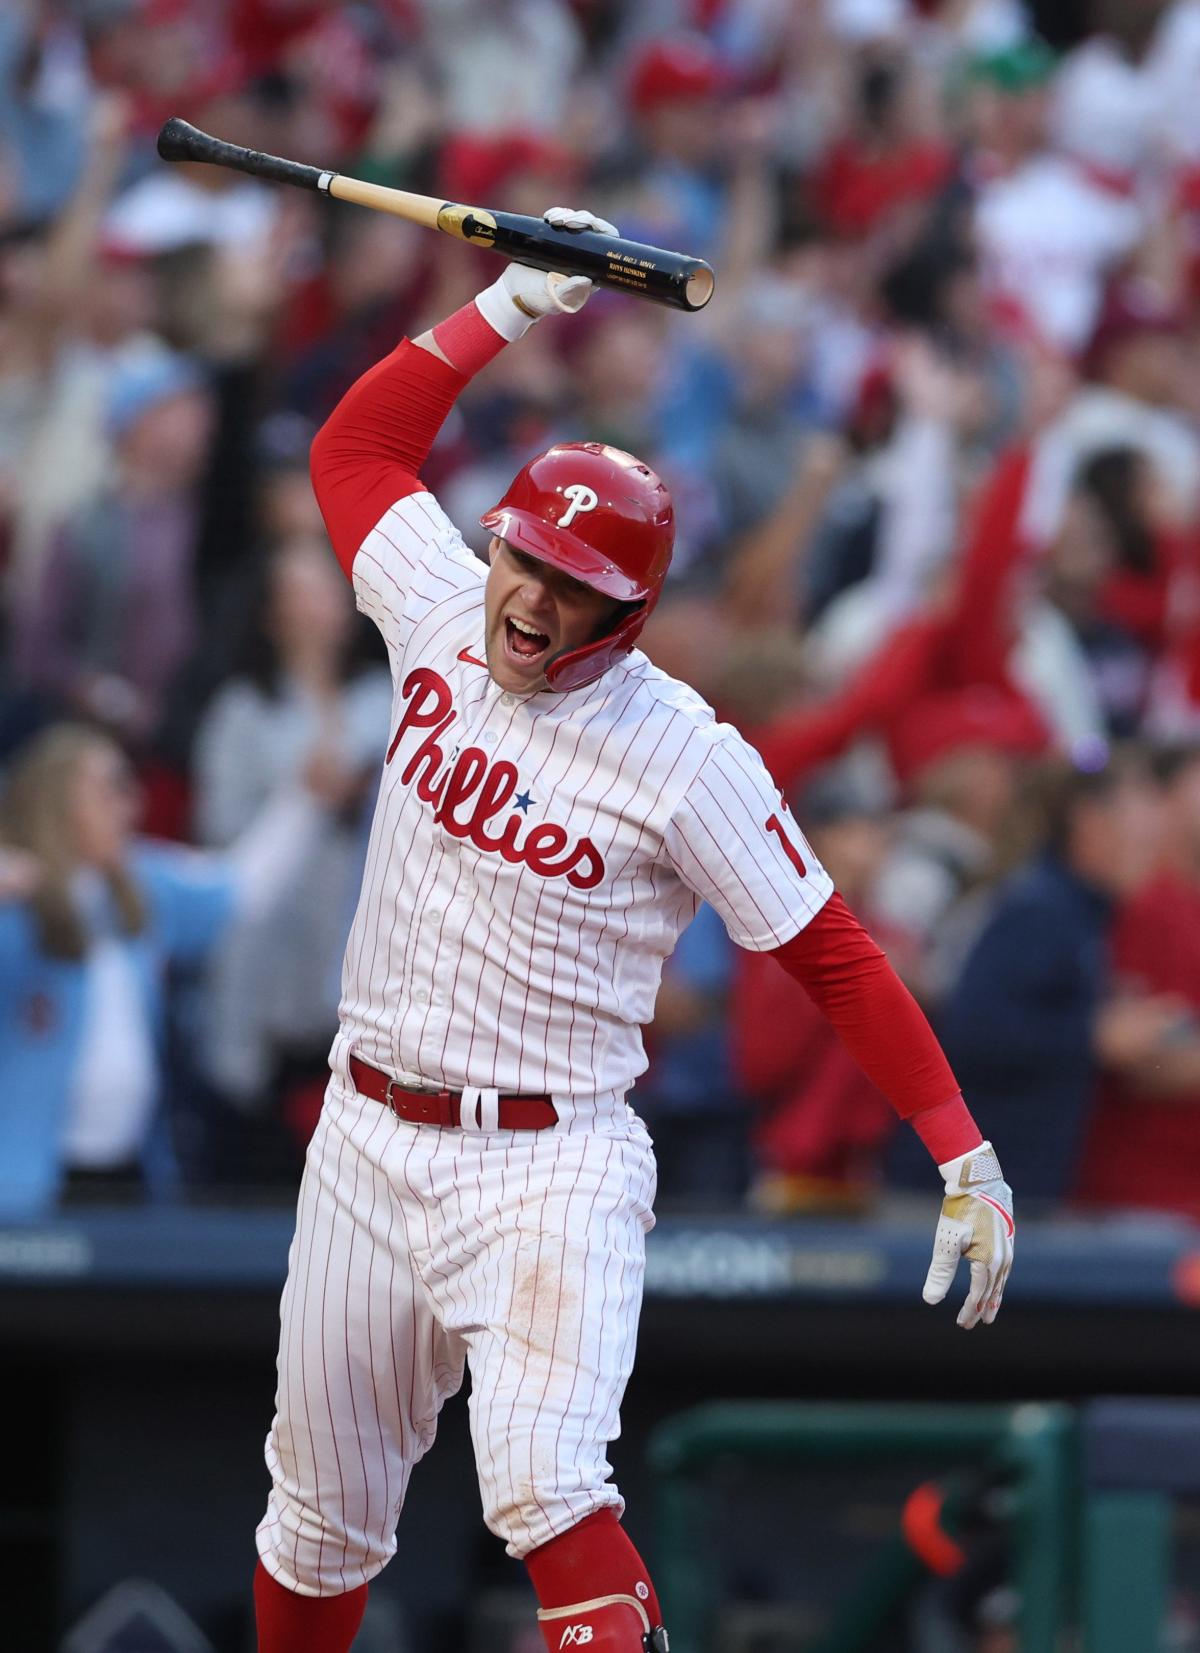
top-left (386, 666), bottom-right (605, 890)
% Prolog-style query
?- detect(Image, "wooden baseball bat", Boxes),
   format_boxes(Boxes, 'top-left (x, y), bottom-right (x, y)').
top-left (156, 118), bottom-right (716, 313)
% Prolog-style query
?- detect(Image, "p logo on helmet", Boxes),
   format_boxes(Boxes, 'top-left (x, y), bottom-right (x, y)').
top-left (560, 484), bottom-right (599, 529)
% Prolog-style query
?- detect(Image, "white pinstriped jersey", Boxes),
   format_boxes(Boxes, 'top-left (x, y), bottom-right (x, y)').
top-left (329, 490), bottom-right (833, 1101)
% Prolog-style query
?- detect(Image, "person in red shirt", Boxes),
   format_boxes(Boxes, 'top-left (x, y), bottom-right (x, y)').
top-left (813, 55), bottom-right (952, 239)
top-left (1077, 745), bottom-right (1200, 1220)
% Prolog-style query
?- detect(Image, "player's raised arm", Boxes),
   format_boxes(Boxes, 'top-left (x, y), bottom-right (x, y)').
top-left (665, 729), bottom-right (1014, 1330)
top-left (308, 208), bottom-right (617, 578)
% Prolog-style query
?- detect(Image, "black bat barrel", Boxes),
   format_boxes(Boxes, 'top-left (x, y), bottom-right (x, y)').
top-left (443, 207), bottom-right (715, 313)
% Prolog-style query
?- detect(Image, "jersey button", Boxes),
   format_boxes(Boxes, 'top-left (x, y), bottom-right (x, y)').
top-left (482, 732), bottom-right (498, 746)
top-left (413, 988), bottom-right (429, 1004)
top-left (500, 693), bottom-right (515, 707)
top-left (426, 909), bottom-right (442, 925)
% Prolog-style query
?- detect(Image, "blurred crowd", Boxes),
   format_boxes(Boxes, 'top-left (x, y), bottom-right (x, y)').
top-left (1, 0), bottom-right (1200, 1226)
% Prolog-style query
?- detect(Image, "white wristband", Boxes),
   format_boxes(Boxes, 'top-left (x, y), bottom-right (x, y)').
top-left (474, 276), bottom-right (538, 343)
top-left (938, 1140), bottom-right (1003, 1192)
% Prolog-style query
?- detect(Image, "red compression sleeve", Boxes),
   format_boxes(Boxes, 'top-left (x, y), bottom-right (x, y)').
top-left (772, 893), bottom-right (983, 1162)
top-left (308, 339), bottom-right (468, 577)
top-left (908, 1092), bottom-right (983, 1163)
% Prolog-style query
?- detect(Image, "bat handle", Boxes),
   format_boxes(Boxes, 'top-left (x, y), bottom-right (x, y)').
top-left (156, 118), bottom-right (330, 193)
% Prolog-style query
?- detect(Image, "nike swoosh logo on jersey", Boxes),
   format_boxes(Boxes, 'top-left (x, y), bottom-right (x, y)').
top-left (457, 647), bottom-right (488, 668)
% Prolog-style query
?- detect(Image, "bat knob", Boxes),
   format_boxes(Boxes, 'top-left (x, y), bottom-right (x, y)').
top-left (157, 117), bottom-right (202, 163)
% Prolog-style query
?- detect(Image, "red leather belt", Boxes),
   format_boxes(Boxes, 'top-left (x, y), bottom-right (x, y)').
top-left (348, 1054), bottom-right (557, 1130)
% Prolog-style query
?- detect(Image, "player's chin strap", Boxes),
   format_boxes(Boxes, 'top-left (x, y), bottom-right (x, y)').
top-left (536, 1592), bottom-right (670, 1650)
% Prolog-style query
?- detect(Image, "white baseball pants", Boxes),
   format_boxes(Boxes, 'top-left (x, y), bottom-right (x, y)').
top-left (256, 1079), bottom-right (657, 1596)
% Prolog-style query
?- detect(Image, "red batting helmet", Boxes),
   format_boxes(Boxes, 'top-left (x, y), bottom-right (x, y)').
top-left (480, 442), bottom-right (674, 693)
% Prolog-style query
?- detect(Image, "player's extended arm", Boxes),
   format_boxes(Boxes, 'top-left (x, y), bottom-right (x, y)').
top-left (309, 208), bottom-right (616, 576)
top-left (773, 893), bottom-right (1014, 1329)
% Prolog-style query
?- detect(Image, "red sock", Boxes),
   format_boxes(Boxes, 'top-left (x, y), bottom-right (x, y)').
top-left (253, 1561), bottom-right (368, 1653)
top-left (525, 1509), bottom-right (662, 1646)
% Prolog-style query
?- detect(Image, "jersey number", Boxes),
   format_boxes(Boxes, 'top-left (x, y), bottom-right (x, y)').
top-left (765, 810), bottom-right (807, 878)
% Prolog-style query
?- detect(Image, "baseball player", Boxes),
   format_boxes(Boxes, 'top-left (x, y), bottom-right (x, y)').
top-left (253, 209), bottom-right (1015, 1653)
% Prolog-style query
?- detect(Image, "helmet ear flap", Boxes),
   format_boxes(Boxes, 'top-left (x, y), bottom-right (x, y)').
top-left (596, 598), bottom-right (643, 640)
top-left (545, 600), bottom-right (653, 693)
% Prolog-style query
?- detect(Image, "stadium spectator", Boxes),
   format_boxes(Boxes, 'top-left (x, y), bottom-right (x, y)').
top-left (192, 533), bottom-right (390, 1108)
top-left (101, 77), bottom-right (283, 258)
top-left (423, 0), bottom-right (584, 141)
top-left (705, 276), bottom-right (825, 582)
top-left (1055, 279), bottom-right (1199, 530)
top-left (1032, 476), bottom-right (1145, 739)
top-left (811, 47), bottom-right (952, 240)
top-left (0, 5), bottom-right (90, 225)
top-left (279, 208), bottom-right (433, 429)
top-left (1077, 743), bottom-right (1200, 1221)
top-left (0, 93), bottom-right (153, 591)
top-left (1085, 444), bottom-right (1180, 655)
top-left (802, 336), bottom-right (983, 662)
top-left (968, 40), bottom-right (1144, 354)
top-left (871, 688), bottom-right (1047, 1005)
top-left (618, 35), bottom-right (730, 257)
top-left (938, 749), bottom-right (1178, 1203)
top-left (10, 350), bottom-right (212, 746)
top-left (0, 722), bottom-right (323, 1216)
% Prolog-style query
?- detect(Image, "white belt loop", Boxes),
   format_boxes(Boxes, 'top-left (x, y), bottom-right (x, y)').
top-left (479, 1087), bottom-right (500, 1132)
top-left (460, 1086), bottom-right (500, 1133)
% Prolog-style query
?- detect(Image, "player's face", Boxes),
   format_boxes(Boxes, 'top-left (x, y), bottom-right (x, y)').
top-left (484, 538), bottom-right (618, 693)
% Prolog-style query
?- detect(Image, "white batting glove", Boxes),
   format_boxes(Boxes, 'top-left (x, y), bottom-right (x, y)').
top-left (922, 1141), bottom-right (1014, 1330)
top-left (474, 206), bottom-right (619, 341)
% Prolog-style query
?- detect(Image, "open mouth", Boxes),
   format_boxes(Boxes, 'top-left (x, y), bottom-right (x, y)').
top-left (504, 615), bottom-right (552, 667)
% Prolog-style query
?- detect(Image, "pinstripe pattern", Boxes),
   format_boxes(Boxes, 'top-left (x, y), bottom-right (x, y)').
top-left (257, 1084), bottom-right (656, 1588)
top-left (258, 488), bottom-right (829, 1596)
